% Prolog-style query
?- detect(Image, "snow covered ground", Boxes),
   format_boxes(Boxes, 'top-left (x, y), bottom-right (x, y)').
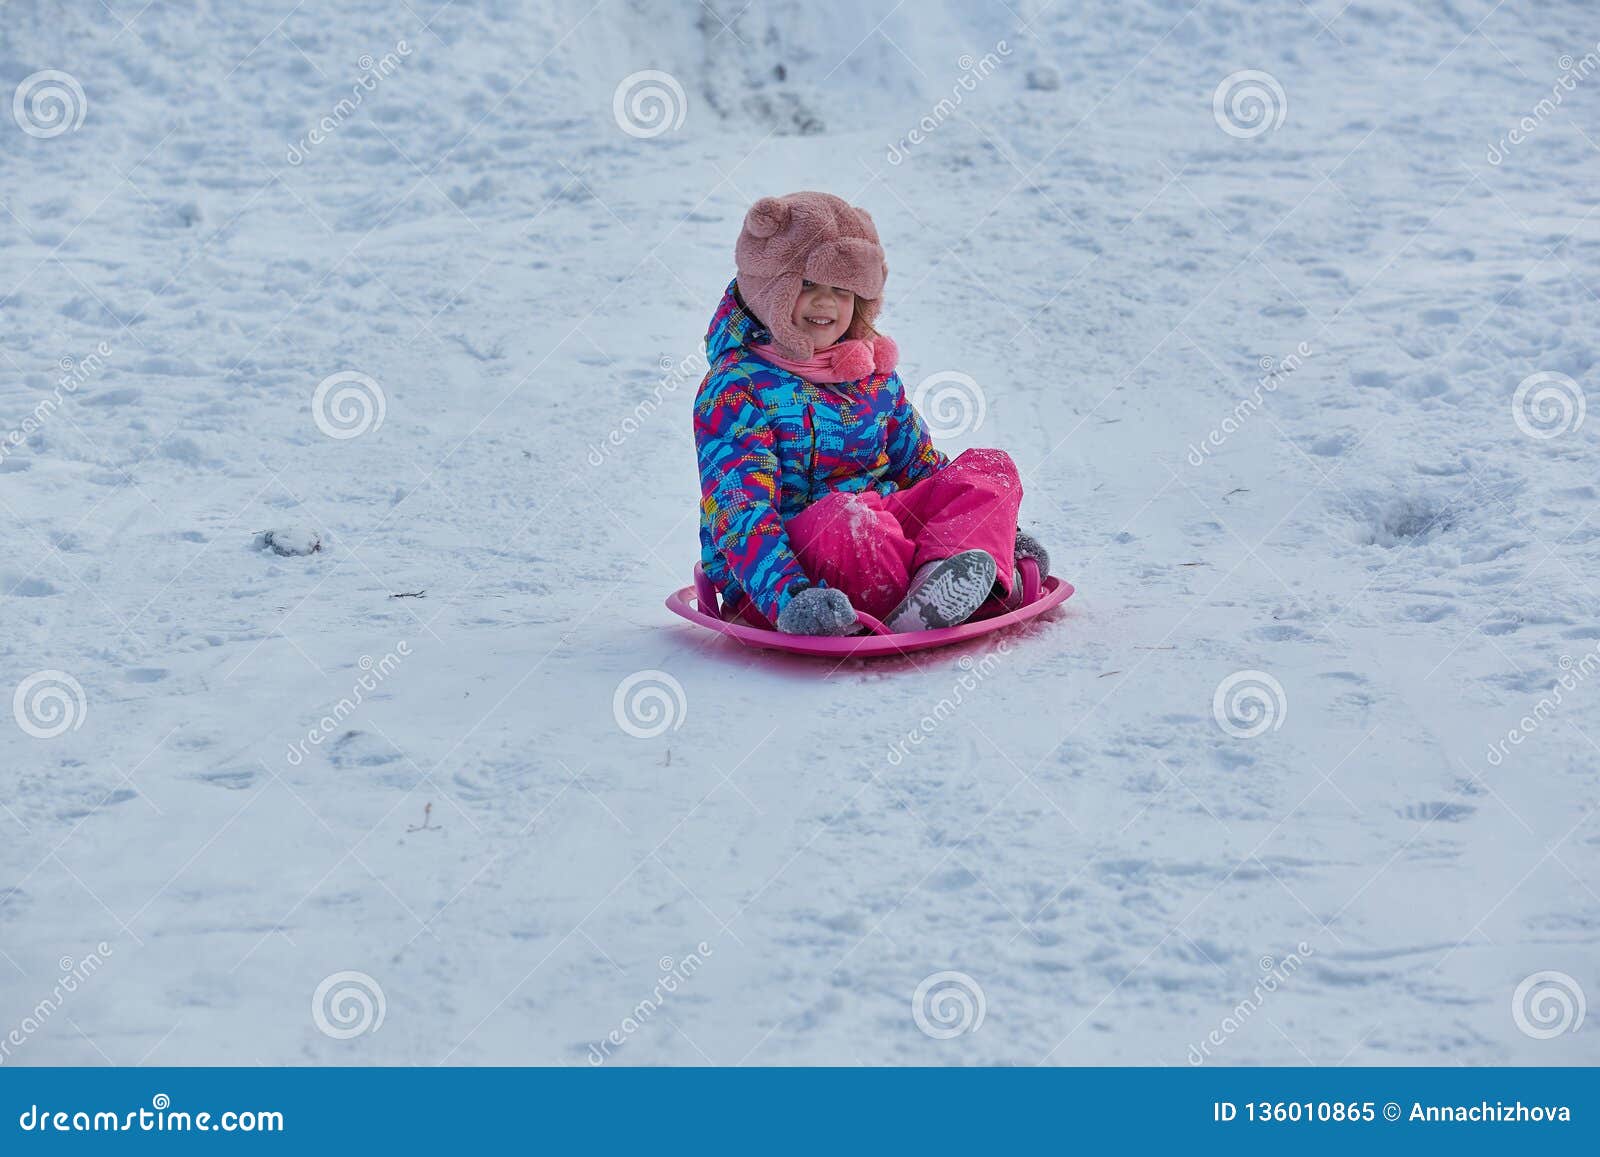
top-left (3, 0), bottom-right (1599, 1067)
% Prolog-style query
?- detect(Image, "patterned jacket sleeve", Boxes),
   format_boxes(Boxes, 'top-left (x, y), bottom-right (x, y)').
top-left (881, 371), bottom-right (949, 489)
top-left (694, 372), bottom-right (813, 623)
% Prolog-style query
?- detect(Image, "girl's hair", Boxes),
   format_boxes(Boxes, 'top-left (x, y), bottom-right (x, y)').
top-left (844, 310), bottom-right (878, 345)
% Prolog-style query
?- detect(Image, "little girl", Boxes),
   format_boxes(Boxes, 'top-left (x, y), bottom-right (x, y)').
top-left (693, 191), bottom-right (1049, 636)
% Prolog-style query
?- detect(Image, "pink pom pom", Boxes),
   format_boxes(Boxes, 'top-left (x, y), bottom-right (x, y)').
top-left (833, 340), bottom-right (874, 381)
top-left (870, 335), bottom-right (898, 374)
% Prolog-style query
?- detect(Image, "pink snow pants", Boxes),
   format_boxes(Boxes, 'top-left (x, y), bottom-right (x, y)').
top-left (783, 447), bottom-right (1023, 621)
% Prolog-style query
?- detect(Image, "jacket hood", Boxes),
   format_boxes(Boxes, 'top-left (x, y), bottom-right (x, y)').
top-left (703, 278), bottom-right (766, 367)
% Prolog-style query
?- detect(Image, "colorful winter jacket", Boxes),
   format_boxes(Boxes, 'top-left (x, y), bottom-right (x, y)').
top-left (694, 279), bottom-right (948, 622)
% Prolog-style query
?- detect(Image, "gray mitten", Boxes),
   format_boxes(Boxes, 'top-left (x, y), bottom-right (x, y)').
top-left (775, 586), bottom-right (857, 636)
top-left (1013, 529), bottom-right (1051, 577)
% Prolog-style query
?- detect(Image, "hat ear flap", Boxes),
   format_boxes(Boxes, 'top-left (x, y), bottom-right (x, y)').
top-left (745, 197), bottom-right (791, 239)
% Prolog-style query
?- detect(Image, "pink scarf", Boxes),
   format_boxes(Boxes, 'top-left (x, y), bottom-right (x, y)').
top-left (753, 334), bottom-right (898, 384)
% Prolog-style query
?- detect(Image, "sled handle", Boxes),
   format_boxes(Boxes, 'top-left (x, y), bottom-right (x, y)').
top-left (1018, 555), bottom-right (1042, 606)
top-left (853, 610), bottom-right (893, 636)
top-left (692, 563), bottom-right (723, 622)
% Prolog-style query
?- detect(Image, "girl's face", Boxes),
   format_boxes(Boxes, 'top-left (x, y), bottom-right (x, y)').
top-left (791, 280), bottom-right (854, 348)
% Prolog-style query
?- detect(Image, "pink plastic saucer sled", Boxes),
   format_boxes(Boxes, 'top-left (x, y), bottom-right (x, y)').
top-left (665, 556), bottom-right (1075, 658)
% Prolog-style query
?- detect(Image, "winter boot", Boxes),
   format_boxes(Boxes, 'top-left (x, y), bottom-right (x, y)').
top-left (886, 550), bottom-right (998, 633)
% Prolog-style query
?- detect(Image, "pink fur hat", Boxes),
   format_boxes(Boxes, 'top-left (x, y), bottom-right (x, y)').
top-left (735, 191), bottom-right (892, 370)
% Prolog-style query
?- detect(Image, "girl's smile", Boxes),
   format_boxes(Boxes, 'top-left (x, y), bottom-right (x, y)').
top-left (791, 279), bottom-right (853, 348)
